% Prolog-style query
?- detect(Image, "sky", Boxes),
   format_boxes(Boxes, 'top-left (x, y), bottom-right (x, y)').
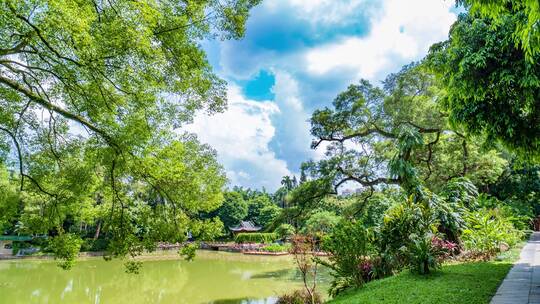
top-left (185, 0), bottom-right (459, 191)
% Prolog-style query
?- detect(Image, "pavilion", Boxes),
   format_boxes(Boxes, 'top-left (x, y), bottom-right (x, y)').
top-left (229, 221), bottom-right (261, 235)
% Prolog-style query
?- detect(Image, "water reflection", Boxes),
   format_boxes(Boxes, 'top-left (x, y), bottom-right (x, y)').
top-left (0, 251), bottom-right (329, 304)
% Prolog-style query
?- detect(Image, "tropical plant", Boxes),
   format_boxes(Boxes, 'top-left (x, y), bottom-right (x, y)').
top-left (462, 209), bottom-right (523, 257)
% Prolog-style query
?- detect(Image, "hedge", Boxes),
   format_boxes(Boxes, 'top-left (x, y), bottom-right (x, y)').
top-left (235, 233), bottom-right (277, 244)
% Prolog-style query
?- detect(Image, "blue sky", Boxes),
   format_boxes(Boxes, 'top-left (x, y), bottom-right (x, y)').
top-left (186, 0), bottom-right (458, 191)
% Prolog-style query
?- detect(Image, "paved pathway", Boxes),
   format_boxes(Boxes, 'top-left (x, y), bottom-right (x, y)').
top-left (491, 232), bottom-right (540, 304)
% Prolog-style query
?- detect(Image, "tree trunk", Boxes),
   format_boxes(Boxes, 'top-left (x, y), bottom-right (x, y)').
top-left (93, 220), bottom-right (101, 240)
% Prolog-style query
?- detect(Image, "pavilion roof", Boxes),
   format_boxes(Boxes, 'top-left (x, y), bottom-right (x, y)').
top-left (229, 221), bottom-right (261, 232)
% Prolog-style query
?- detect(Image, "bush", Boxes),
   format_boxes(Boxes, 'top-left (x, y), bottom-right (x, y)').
top-left (379, 192), bottom-right (455, 274)
top-left (262, 243), bottom-right (291, 252)
top-left (320, 220), bottom-right (374, 296)
top-left (462, 209), bottom-right (523, 257)
top-left (234, 232), bottom-right (277, 244)
top-left (276, 290), bottom-right (323, 304)
top-left (405, 233), bottom-right (457, 274)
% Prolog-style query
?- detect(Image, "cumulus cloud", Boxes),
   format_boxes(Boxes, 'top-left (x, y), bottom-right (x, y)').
top-left (305, 0), bottom-right (456, 80)
top-left (184, 86), bottom-right (291, 191)
top-left (193, 0), bottom-right (458, 190)
top-left (266, 0), bottom-right (380, 25)
top-left (268, 70), bottom-right (314, 171)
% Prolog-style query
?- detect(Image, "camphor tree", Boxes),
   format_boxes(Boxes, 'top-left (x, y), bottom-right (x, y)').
top-left (0, 0), bottom-right (260, 267)
top-left (305, 63), bottom-right (506, 197)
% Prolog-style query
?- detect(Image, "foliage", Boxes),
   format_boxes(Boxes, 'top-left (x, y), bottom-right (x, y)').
top-left (216, 192), bottom-right (248, 229)
top-left (234, 232), bottom-right (277, 244)
top-left (302, 211), bottom-right (341, 238)
top-left (456, 0), bottom-right (540, 59)
top-left (180, 242), bottom-right (198, 261)
top-left (0, 165), bottom-right (20, 233)
top-left (277, 178), bottom-right (334, 228)
top-left (246, 195), bottom-right (274, 226)
top-left (404, 233), bottom-right (456, 274)
top-left (320, 220), bottom-right (374, 296)
top-left (379, 193), bottom-right (454, 274)
top-left (275, 223), bottom-right (295, 240)
top-left (124, 260), bottom-right (143, 274)
top-left (476, 194), bottom-right (533, 231)
top-left (490, 163), bottom-right (540, 228)
top-left (346, 189), bottom-right (402, 228)
top-left (276, 290), bottom-right (323, 304)
top-left (462, 209), bottom-right (523, 257)
top-left (257, 204), bottom-right (281, 229)
top-left (261, 243), bottom-right (291, 253)
top-left (48, 233), bottom-right (83, 270)
top-left (0, 0), bottom-right (260, 263)
top-left (428, 13), bottom-right (540, 154)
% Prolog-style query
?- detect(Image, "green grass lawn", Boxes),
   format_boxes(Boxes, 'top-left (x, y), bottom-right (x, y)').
top-left (328, 244), bottom-right (524, 304)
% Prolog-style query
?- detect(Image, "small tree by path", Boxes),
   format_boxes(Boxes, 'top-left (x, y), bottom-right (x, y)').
top-left (290, 235), bottom-right (321, 304)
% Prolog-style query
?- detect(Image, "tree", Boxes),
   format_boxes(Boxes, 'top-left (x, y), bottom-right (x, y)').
top-left (217, 191), bottom-right (248, 229)
top-left (302, 211), bottom-right (340, 237)
top-left (428, 12), bottom-right (540, 155)
top-left (456, 0), bottom-right (540, 59)
top-left (246, 195), bottom-right (273, 224)
top-left (257, 204), bottom-right (281, 229)
top-left (0, 164), bottom-right (20, 234)
top-left (0, 0), bottom-right (260, 263)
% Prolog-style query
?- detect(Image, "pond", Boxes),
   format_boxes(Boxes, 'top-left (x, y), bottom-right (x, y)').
top-left (0, 251), bottom-right (331, 304)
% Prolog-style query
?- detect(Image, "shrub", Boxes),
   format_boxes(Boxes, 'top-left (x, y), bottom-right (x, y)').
top-left (234, 232), bottom-right (277, 244)
top-left (405, 233), bottom-right (457, 274)
top-left (275, 223), bottom-right (295, 240)
top-left (320, 220), bottom-right (374, 296)
top-left (462, 209), bottom-right (523, 257)
top-left (276, 290), bottom-right (323, 304)
top-left (379, 192), bottom-right (454, 274)
top-left (262, 243), bottom-right (291, 252)
top-left (302, 211), bottom-right (341, 238)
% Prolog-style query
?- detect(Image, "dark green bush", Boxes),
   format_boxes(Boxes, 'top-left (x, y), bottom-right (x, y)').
top-left (234, 232), bottom-right (277, 244)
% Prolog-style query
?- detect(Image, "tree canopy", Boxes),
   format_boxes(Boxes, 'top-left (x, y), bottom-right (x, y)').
top-left (0, 0), bottom-right (260, 264)
top-left (428, 12), bottom-right (540, 155)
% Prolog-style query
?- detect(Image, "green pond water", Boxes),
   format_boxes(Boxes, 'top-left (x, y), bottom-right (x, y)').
top-left (0, 251), bottom-right (330, 304)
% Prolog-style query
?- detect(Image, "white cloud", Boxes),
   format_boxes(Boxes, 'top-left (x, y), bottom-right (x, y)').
top-left (265, 0), bottom-right (376, 25)
top-left (184, 86), bottom-right (291, 191)
top-left (305, 0), bottom-right (456, 80)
